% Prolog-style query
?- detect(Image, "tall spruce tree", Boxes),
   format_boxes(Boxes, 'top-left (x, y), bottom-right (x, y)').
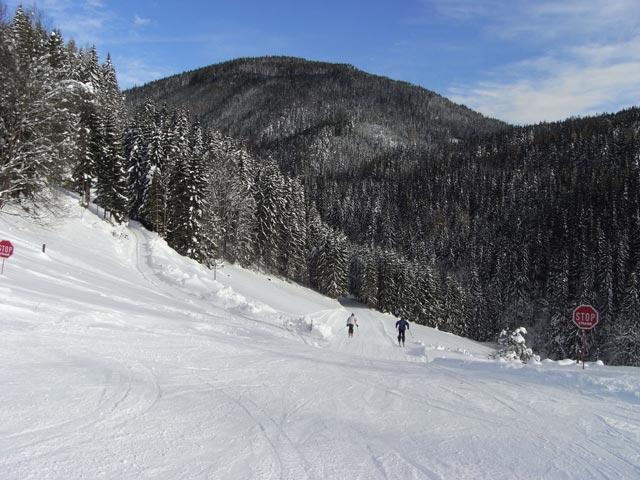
top-left (1, 6), bottom-right (78, 209)
top-left (608, 270), bottom-right (640, 365)
top-left (254, 159), bottom-right (284, 271)
top-left (316, 228), bottom-right (349, 298)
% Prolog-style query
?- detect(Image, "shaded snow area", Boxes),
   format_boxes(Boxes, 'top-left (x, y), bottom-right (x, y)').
top-left (1, 197), bottom-right (639, 479)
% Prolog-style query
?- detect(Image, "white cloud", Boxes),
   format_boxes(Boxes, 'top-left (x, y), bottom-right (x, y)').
top-left (114, 57), bottom-right (172, 89)
top-left (4, 0), bottom-right (115, 47)
top-left (432, 0), bottom-right (640, 123)
top-left (134, 14), bottom-right (151, 26)
top-left (449, 46), bottom-right (640, 124)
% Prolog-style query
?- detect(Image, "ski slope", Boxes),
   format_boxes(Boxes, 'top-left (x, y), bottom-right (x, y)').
top-left (1, 196), bottom-right (639, 480)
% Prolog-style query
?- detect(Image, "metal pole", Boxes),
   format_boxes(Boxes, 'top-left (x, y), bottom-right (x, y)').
top-left (1, 258), bottom-right (4, 275)
top-left (582, 329), bottom-right (586, 370)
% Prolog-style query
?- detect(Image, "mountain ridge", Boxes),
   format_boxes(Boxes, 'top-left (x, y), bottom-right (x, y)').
top-left (124, 55), bottom-right (508, 174)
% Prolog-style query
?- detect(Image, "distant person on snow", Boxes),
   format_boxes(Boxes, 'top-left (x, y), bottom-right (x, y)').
top-left (396, 318), bottom-right (409, 346)
top-left (346, 313), bottom-right (358, 337)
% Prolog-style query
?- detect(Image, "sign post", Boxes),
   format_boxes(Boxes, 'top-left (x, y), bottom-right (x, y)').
top-left (0, 239), bottom-right (14, 275)
top-left (572, 305), bottom-right (599, 369)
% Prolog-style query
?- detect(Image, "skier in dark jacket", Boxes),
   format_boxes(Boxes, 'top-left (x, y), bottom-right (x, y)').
top-left (395, 318), bottom-right (409, 346)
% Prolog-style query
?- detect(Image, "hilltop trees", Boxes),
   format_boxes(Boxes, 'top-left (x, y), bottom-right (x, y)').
top-left (0, 6), bottom-right (80, 209)
top-left (0, 5), bottom-right (126, 219)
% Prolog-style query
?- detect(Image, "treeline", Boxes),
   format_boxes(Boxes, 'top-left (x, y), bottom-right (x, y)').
top-left (122, 100), bottom-right (466, 336)
top-left (0, 4), bottom-right (125, 216)
top-left (313, 113), bottom-right (640, 365)
top-left (0, 6), bottom-right (467, 336)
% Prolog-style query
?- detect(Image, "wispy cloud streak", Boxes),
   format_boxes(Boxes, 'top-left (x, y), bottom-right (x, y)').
top-left (428, 0), bottom-right (640, 123)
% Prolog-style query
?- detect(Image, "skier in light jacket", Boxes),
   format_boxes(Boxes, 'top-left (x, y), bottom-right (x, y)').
top-left (346, 313), bottom-right (358, 337)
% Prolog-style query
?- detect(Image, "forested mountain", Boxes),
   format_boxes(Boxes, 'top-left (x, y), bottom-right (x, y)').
top-left (2, 4), bottom-right (638, 366)
top-left (125, 57), bottom-right (640, 365)
top-left (124, 57), bottom-right (507, 176)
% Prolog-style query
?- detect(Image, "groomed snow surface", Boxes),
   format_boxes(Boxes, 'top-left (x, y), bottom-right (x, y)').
top-left (1, 196), bottom-right (639, 480)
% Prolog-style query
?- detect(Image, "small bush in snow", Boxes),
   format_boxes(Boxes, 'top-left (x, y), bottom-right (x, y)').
top-left (491, 327), bottom-right (539, 363)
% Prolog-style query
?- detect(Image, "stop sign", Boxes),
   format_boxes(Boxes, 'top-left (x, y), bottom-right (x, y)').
top-left (0, 240), bottom-right (13, 259)
top-left (573, 305), bottom-right (599, 329)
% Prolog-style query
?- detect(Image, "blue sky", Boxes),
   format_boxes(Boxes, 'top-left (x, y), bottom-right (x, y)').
top-left (6, 0), bottom-right (640, 124)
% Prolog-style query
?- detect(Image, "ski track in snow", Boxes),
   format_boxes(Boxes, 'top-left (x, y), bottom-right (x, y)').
top-left (1, 201), bottom-right (639, 479)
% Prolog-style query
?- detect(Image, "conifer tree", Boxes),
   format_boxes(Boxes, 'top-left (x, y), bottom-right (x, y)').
top-left (0, 6), bottom-right (79, 209)
top-left (442, 274), bottom-right (466, 335)
top-left (608, 270), bottom-right (640, 365)
top-left (166, 120), bottom-right (210, 261)
top-left (254, 159), bottom-right (284, 271)
top-left (72, 47), bottom-right (103, 207)
top-left (220, 145), bottom-right (257, 266)
top-left (95, 110), bottom-right (127, 222)
top-left (124, 118), bottom-right (148, 220)
top-left (139, 110), bottom-right (169, 235)
top-left (316, 228), bottom-right (349, 298)
top-left (306, 204), bottom-right (326, 289)
top-left (278, 177), bottom-right (307, 281)
top-left (166, 109), bottom-right (192, 252)
top-left (377, 251), bottom-right (403, 315)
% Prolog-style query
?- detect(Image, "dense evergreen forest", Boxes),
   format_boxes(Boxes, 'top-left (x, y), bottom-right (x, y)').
top-left (1, 5), bottom-right (639, 365)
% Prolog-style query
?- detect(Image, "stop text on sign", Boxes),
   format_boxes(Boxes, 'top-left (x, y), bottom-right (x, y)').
top-left (0, 240), bottom-right (13, 259)
top-left (572, 305), bottom-right (599, 330)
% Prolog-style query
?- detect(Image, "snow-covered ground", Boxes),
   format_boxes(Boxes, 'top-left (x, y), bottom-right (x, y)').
top-left (1, 195), bottom-right (639, 480)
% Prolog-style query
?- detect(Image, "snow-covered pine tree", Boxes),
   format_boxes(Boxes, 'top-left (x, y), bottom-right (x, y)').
top-left (278, 177), bottom-right (307, 281)
top-left (72, 46), bottom-right (104, 207)
top-left (492, 327), bottom-right (538, 363)
top-left (348, 248), bottom-right (366, 301)
top-left (359, 248), bottom-right (379, 307)
top-left (316, 228), bottom-right (348, 298)
top-left (608, 270), bottom-right (640, 365)
top-left (124, 118), bottom-right (148, 220)
top-left (254, 159), bottom-right (285, 271)
top-left (376, 250), bottom-right (403, 315)
top-left (95, 110), bottom-right (127, 222)
top-left (594, 227), bottom-right (615, 350)
top-left (0, 11), bottom-right (55, 207)
top-left (165, 109), bottom-right (190, 252)
top-left (165, 120), bottom-right (209, 262)
top-left (467, 264), bottom-right (490, 339)
top-left (139, 108), bottom-right (169, 235)
top-left (442, 273), bottom-right (467, 336)
top-left (542, 247), bottom-right (577, 359)
top-left (88, 52), bottom-right (127, 221)
top-left (415, 259), bottom-right (442, 329)
top-left (217, 142), bottom-right (257, 266)
top-left (0, 7), bottom-right (78, 210)
top-left (306, 203), bottom-right (326, 289)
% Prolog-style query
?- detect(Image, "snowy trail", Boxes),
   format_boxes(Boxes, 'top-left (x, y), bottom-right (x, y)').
top-left (329, 302), bottom-right (406, 361)
top-left (1, 201), bottom-right (639, 479)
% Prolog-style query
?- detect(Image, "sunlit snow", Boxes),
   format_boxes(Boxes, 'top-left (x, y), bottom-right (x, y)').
top-left (1, 194), bottom-right (639, 479)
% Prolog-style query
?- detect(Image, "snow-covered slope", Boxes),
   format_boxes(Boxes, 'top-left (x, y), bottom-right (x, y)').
top-left (1, 196), bottom-right (639, 479)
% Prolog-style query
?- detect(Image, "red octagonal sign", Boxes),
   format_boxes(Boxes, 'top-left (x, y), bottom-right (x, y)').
top-left (0, 240), bottom-right (13, 259)
top-left (573, 304), bottom-right (599, 330)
